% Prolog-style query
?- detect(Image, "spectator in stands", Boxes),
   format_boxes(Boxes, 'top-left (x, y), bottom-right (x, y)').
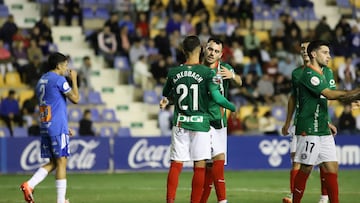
top-left (0, 14), bottom-right (18, 47)
top-left (238, 0), bottom-right (254, 28)
top-left (259, 110), bottom-right (278, 135)
top-left (195, 11), bottom-right (210, 34)
top-left (135, 12), bottom-right (150, 38)
top-left (271, 12), bottom-right (287, 38)
top-left (53, 0), bottom-right (68, 26)
top-left (133, 55), bottom-right (155, 90)
top-left (29, 26), bottom-right (41, 44)
top-left (27, 39), bottom-right (43, 63)
top-left (243, 107), bottom-right (260, 134)
top-left (165, 12), bottom-right (182, 35)
top-left (180, 13), bottom-right (195, 37)
top-left (117, 25), bottom-right (131, 57)
top-left (217, 0), bottom-right (239, 19)
top-left (331, 26), bottom-right (349, 57)
top-left (238, 73), bottom-right (259, 104)
top-left (167, 0), bottom-right (185, 15)
top-left (21, 93), bottom-right (38, 128)
top-left (230, 41), bottom-right (244, 68)
top-left (273, 41), bottom-right (288, 62)
top-left (338, 56), bottom-right (356, 83)
top-left (227, 110), bottom-right (243, 136)
top-left (79, 109), bottom-right (96, 136)
top-left (257, 73), bottom-right (275, 105)
top-left (129, 37), bottom-right (148, 65)
top-left (28, 118), bottom-right (40, 136)
top-left (210, 16), bottom-right (227, 37)
top-left (277, 53), bottom-right (297, 79)
top-left (338, 104), bottom-right (357, 135)
top-left (284, 27), bottom-right (302, 53)
top-left (0, 39), bottom-right (14, 78)
top-left (66, 0), bottom-right (82, 26)
top-left (12, 28), bottom-right (30, 48)
top-left (12, 40), bottom-right (29, 81)
top-left (198, 25), bottom-right (211, 46)
top-left (186, 0), bottom-right (207, 17)
top-left (24, 55), bottom-right (44, 86)
top-left (273, 73), bottom-right (291, 105)
top-left (154, 29), bottom-right (171, 57)
top-left (335, 15), bottom-right (352, 37)
top-left (150, 55), bottom-right (168, 85)
top-left (314, 16), bottom-right (333, 41)
top-left (242, 55), bottom-right (262, 78)
top-left (244, 27), bottom-right (260, 56)
top-left (348, 26), bottom-right (360, 57)
top-left (35, 15), bottom-right (53, 43)
top-left (0, 89), bottom-right (23, 136)
top-left (97, 25), bottom-right (117, 67)
top-left (78, 56), bottom-right (93, 91)
top-left (119, 13), bottom-right (136, 36)
top-left (105, 12), bottom-right (120, 35)
top-left (146, 38), bottom-right (161, 63)
top-left (158, 104), bottom-right (172, 136)
top-left (284, 15), bottom-right (302, 39)
top-left (133, 0), bottom-right (150, 14)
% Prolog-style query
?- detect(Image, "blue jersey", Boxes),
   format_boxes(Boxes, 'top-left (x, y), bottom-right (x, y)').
top-left (36, 72), bottom-right (71, 137)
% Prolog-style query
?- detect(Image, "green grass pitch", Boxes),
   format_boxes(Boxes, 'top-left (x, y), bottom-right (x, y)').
top-left (1, 170), bottom-right (359, 203)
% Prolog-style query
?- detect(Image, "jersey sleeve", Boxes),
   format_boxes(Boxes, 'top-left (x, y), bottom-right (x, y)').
top-left (324, 67), bottom-right (336, 90)
top-left (57, 76), bottom-right (71, 94)
top-left (302, 72), bottom-right (328, 95)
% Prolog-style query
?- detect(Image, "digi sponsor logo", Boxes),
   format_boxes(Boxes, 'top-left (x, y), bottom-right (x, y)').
top-left (259, 139), bottom-right (290, 167)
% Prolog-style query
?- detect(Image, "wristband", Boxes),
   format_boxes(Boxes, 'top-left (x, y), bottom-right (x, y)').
top-left (232, 72), bottom-right (235, 79)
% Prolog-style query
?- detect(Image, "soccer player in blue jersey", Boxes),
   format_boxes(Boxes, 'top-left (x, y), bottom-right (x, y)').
top-left (20, 52), bottom-right (80, 203)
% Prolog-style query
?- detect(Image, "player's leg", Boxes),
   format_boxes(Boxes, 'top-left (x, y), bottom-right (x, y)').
top-left (293, 135), bottom-right (320, 203)
top-left (20, 136), bottom-right (56, 203)
top-left (318, 164), bottom-right (329, 203)
top-left (55, 157), bottom-right (68, 203)
top-left (190, 130), bottom-right (211, 203)
top-left (319, 135), bottom-right (339, 203)
top-left (200, 161), bottom-right (213, 203)
top-left (283, 133), bottom-right (299, 203)
top-left (167, 127), bottom-right (188, 203)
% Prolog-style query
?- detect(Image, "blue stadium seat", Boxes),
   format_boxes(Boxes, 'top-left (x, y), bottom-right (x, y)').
top-left (90, 108), bottom-right (102, 122)
top-left (82, 0), bottom-right (97, 7)
top-left (114, 56), bottom-right (131, 71)
top-left (99, 126), bottom-right (115, 137)
top-left (117, 127), bottom-right (131, 137)
top-left (68, 107), bottom-right (83, 122)
top-left (0, 127), bottom-right (10, 137)
top-left (95, 7), bottom-right (110, 19)
top-left (13, 127), bottom-right (28, 138)
top-left (97, 0), bottom-right (113, 6)
top-left (143, 90), bottom-right (160, 105)
top-left (0, 5), bottom-right (9, 17)
top-left (88, 91), bottom-right (104, 105)
top-left (82, 7), bottom-right (95, 19)
top-left (102, 108), bottom-right (119, 122)
top-left (271, 106), bottom-right (286, 122)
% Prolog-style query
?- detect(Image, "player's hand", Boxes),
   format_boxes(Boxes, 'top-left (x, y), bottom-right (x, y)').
top-left (281, 123), bottom-right (290, 136)
top-left (69, 128), bottom-right (75, 137)
top-left (160, 97), bottom-right (169, 110)
top-left (219, 66), bottom-right (233, 79)
top-left (328, 123), bottom-right (337, 136)
top-left (68, 69), bottom-right (78, 80)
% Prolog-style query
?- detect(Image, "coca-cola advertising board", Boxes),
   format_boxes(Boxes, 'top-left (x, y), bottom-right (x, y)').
top-left (1, 137), bottom-right (110, 173)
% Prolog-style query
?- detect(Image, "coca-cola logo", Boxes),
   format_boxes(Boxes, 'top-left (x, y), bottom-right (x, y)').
top-left (20, 139), bottom-right (100, 170)
top-left (128, 139), bottom-right (171, 168)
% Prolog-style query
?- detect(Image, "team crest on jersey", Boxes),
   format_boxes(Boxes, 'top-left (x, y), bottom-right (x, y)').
top-left (301, 153), bottom-right (307, 160)
top-left (63, 82), bottom-right (70, 90)
top-left (310, 76), bottom-right (320, 86)
top-left (212, 75), bottom-right (222, 85)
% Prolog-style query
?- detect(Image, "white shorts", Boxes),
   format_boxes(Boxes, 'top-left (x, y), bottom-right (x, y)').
top-left (294, 135), bottom-right (338, 165)
top-left (289, 125), bottom-right (297, 153)
top-left (170, 126), bottom-right (212, 162)
top-left (210, 127), bottom-right (227, 164)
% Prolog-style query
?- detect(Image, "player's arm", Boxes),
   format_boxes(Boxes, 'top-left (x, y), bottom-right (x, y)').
top-left (322, 88), bottom-right (360, 101)
top-left (65, 69), bottom-right (80, 104)
top-left (281, 94), bottom-right (295, 135)
top-left (210, 90), bottom-right (236, 112)
top-left (220, 65), bottom-right (242, 86)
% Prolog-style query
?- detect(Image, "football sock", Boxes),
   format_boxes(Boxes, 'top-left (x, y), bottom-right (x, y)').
top-left (319, 167), bottom-right (328, 196)
top-left (56, 179), bottom-right (67, 203)
top-left (290, 169), bottom-right (299, 193)
top-left (166, 162), bottom-right (183, 202)
top-left (212, 160), bottom-right (226, 201)
top-left (293, 170), bottom-right (309, 203)
top-left (191, 167), bottom-right (205, 203)
top-left (324, 172), bottom-right (339, 203)
top-left (200, 166), bottom-right (213, 203)
top-left (28, 167), bottom-right (48, 189)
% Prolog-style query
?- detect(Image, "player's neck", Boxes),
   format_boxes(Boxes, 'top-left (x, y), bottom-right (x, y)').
top-left (184, 55), bottom-right (200, 65)
top-left (205, 60), bottom-right (219, 69)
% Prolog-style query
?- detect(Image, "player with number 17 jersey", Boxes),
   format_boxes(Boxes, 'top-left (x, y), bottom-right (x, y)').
top-left (162, 64), bottom-right (235, 132)
top-left (36, 71), bottom-right (72, 137)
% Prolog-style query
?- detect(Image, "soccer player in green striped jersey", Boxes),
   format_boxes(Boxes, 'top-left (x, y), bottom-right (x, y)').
top-left (163, 35), bottom-right (236, 203)
top-left (200, 37), bottom-right (242, 203)
top-left (292, 40), bottom-right (360, 203)
top-left (281, 42), bottom-right (337, 203)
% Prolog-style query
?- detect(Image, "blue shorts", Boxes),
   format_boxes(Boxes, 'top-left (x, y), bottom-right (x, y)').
top-left (41, 133), bottom-right (70, 158)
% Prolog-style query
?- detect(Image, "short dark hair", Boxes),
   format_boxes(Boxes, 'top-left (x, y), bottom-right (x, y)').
top-left (307, 40), bottom-right (330, 59)
top-left (182, 35), bottom-right (201, 58)
top-left (207, 37), bottom-right (223, 46)
top-left (48, 52), bottom-right (68, 70)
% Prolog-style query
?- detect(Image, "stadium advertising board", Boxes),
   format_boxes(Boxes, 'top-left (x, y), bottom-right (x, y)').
top-left (1, 135), bottom-right (360, 173)
top-left (0, 137), bottom-right (110, 173)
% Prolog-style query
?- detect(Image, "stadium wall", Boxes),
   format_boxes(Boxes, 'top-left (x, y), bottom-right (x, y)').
top-left (1, 135), bottom-right (360, 173)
